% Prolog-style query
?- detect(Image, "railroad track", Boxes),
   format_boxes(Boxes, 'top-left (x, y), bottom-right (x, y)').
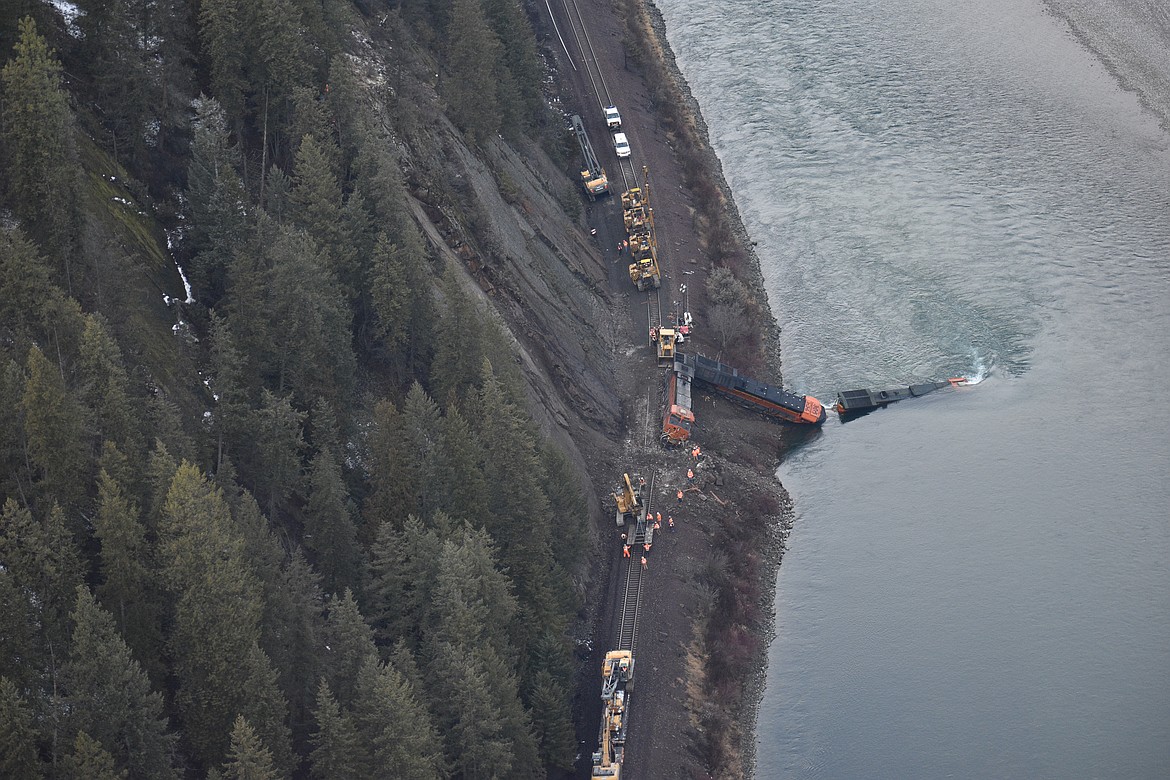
top-left (616, 473), bottom-right (654, 653)
top-left (554, 0), bottom-right (643, 194)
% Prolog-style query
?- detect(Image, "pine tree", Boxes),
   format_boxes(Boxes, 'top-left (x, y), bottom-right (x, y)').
top-left (442, 0), bottom-right (502, 143)
top-left (0, 227), bottom-right (82, 353)
top-left (320, 590), bottom-right (376, 710)
top-left (429, 271), bottom-right (487, 407)
top-left (0, 16), bottom-right (79, 277)
top-left (0, 499), bottom-right (84, 685)
top-left (250, 389), bottom-right (306, 518)
top-left (60, 731), bottom-right (125, 780)
top-left (303, 446), bottom-right (360, 597)
top-left (397, 382), bottom-right (443, 517)
top-left (264, 228), bottom-right (356, 407)
top-left (93, 466), bottom-right (165, 686)
top-left (481, 0), bottom-right (546, 134)
top-left (308, 680), bottom-right (363, 780)
top-left (21, 344), bottom-right (87, 511)
top-left (61, 588), bottom-right (178, 780)
top-left (367, 232), bottom-right (413, 355)
top-left (0, 676), bottom-right (41, 779)
top-left (264, 549), bottom-right (324, 746)
top-left (365, 515), bottom-right (443, 649)
top-left (0, 360), bottom-right (28, 506)
top-left (78, 315), bottom-right (143, 463)
top-left (434, 402), bottom-right (487, 523)
top-left (351, 655), bottom-right (444, 780)
top-left (187, 96), bottom-right (249, 304)
top-left (238, 645), bottom-right (294, 776)
top-left (289, 134), bottom-right (357, 298)
top-left (362, 398), bottom-right (409, 538)
top-left (158, 464), bottom-right (285, 771)
top-left (208, 312), bottom-right (255, 473)
top-left (526, 670), bottom-right (575, 771)
top-left (197, 0), bottom-right (247, 124)
top-left (221, 716), bottom-right (280, 780)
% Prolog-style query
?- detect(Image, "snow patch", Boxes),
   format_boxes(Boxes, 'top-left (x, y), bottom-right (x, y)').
top-left (46, 0), bottom-right (84, 37)
top-left (174, 259), bottom-right (195, 304)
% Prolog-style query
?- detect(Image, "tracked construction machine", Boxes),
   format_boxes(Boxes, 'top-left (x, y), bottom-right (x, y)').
top-left (612, 473), bottom-right (646, 528)
top-left (623, 166), bottom-right (661, 290)
top-left (572, 114), bottom-right (609, 200)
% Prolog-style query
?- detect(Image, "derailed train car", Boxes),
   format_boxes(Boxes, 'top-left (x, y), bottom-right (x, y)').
top-left (663, 353), bottom-right (826, 444)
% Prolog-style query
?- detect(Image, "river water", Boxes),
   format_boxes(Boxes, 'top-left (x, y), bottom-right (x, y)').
top-left (652, 0), bottom-right (1170, 776)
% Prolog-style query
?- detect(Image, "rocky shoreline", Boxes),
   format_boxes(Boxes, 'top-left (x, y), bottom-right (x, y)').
top-left (601, 0), bottom-right (799, 776)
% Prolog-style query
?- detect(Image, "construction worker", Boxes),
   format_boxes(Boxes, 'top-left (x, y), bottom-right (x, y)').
top-left (643, 542), bottom-right (650, 553)
top-left (656, 511), bottom-right (662, 524)
top-left (691, 445), bottom-right (700, 460)
top-left (641, 555), bottom-right (648, 569)
top-left (668, 515), bottom-right (675, 529)
top-left (677, 488), bottom-right (684, 503)
top-left (687, 468), bottom-right (695, 482)
top-left (653, 519), bottom-right (661, 531)
top-left (623, 544), bottom-right (630, 558)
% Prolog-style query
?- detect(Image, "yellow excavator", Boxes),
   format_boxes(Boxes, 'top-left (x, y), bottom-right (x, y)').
top-left (612, 473), bottom-right (646, 528)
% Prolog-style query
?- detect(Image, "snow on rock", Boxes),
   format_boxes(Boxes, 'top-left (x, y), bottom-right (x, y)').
top-left (46, 0), bottom-right (84, 37)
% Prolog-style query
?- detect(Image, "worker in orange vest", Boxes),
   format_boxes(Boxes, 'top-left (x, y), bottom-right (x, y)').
top-left (643, 542), bottom-right (651, 553)
top-left (687, 468), bottom-right (694, 482)
top-left (668, 515), bottom-right (675, 529)
top-left (653, 519), bottom-right (660, 531)
top-left (623, 544), bottom-right (630, 558)
top-left (656, 511), bottom-right (662, 524)
top-left (641, 555), bottom-right (648, 569)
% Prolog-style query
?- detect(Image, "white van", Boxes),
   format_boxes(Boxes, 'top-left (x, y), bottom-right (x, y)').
top-left (613, 132), bottom-right (631, 158)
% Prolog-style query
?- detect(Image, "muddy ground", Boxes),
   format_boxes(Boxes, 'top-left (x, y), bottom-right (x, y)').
top-left (531, 1), bottom-right (807, 778)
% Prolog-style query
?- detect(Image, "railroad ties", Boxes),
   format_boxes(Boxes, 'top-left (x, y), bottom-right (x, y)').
top-left (593, 473), bottom-right (656, 779)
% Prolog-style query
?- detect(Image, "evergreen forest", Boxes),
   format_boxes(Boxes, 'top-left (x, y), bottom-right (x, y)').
top-left (0, 0), bottom-right (589, 776)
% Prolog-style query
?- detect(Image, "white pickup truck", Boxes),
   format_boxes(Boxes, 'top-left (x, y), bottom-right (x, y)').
top-left (605, 105), bottom-right (622, 130)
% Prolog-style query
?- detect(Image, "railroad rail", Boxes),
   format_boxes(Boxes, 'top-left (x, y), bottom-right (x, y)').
top-left (646, 288), bottom-right (662, 347)
top-left (555, 0), bottom-right (641, 194)
top-left (616, 473), bottom-right (651, 654)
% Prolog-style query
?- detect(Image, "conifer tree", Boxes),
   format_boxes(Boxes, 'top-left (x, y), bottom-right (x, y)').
top-left (187, 96), bottom-right (249, 304)
top-left (398, 381), bottom-right (443, 517)
top-left (0, 676), bottom-right (41, 779)
top-left (430, 271), bottom-right (487, 407)
top-left (61, 588), bottom-right (178, 780)
top-left (366, 231), bottom-right (413, 354)
top-left (159, 464), bottom-right (288, 771)
top-left (0, 17), bottom-right (79, 277)
top-left (363, 398), bottom-right (409, 538)
top-left (250, 389), bottom-right (306, 518)
top-left (221, 715), bottom-right (280, 780)
top-left (209, 312), bottom-right (255, 473)
top-left (308, 680), bottom-right (363, 780)
top-left (366, 514), bottom-right (443, 649)
top-left (481, 0), bottom-right (546, 134)
top-left (320, 590), bottom-right (376, 710)
top-left (434, 402), bottom-right (487, 523)
top-left (0, 360), bottom-right (28, 505)
top-left (0, 499), bottom-right (84, 683)
top-left (0, 227), bottom-right (81, 353)
top-left (265, 549), bottom-right (325, 742)
top-left (351, 655), bottom-right (444, 780)
top-left (21, 344), bottom-right (87, 511)
top-left (526, 669), bottom-right (575, 771)
top-left (442, 0), bottom-right (502, 143)
top-left (93, 466), bottom-right (165, 685)
top-left (265, 229), bottom-right (356, 407)
top-left (290, 135), bottom-right (355, 291)
top-left (304, 446), bottom-right (360, 597)
top-left (78, 315), bottom-right (143, 463)
top-left (60, 732), bottom-right (125, 780)
top-left (197, 0), bottom-right (247, 124)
